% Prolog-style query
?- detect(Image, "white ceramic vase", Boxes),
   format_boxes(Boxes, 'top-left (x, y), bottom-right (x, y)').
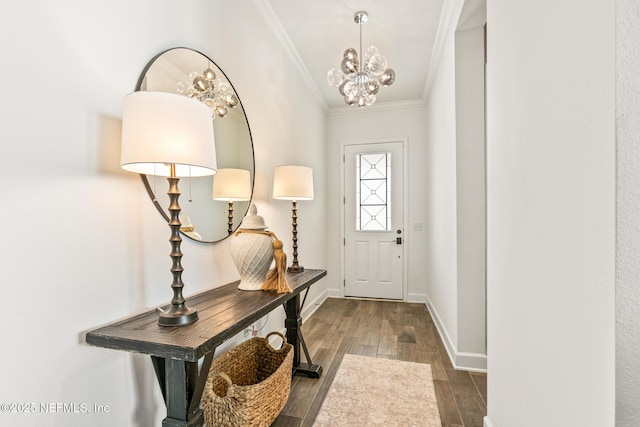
top-left (229, 204), bottom-right (274, 291)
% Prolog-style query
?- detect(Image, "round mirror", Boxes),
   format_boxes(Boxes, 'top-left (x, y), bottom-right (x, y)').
top-left (136, 47), bottom-right (254, 243)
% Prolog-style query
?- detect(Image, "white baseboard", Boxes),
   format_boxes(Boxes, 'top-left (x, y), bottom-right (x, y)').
top-left (425, 297), bottom-right (458, 364)
top-left (456, 351), bottom-right (488, 372)
top-left (484, 416), bottom-right (493, 427)
top-left (407, 292), bottom-right (427, 303)
top-left (327, 290), bottom-right (427, 303)
top-left (301, 288), bottom-right (328, 322)
top-left (327, 288), bottom-right (342, 298)
top-left (425, 297), bottom-right (487, 372)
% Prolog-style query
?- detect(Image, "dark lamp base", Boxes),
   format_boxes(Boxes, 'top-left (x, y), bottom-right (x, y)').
top-left (287, 265), bottom-right (304, 273)
top-left (157, 307), bottom-right (199, 326)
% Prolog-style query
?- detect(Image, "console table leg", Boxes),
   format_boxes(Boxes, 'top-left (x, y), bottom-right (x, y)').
top-left (284, 295), bottom-right (323, 379)
top-left (151, 353), bottom-right (214, 427)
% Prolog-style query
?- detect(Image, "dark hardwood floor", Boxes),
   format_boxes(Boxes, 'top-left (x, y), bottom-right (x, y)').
top-left (272, 297), bottom-right (487, 427)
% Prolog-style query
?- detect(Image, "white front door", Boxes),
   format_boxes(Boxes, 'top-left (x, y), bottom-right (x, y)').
top-left (344, 141), bottom-right (404, 299)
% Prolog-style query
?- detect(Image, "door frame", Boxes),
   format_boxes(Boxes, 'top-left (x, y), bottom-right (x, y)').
top-left (340, 137), bottom-right (409, 300)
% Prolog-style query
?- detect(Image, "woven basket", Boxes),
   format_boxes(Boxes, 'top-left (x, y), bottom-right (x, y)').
top-left (202, 331), bottom-right (293, 427)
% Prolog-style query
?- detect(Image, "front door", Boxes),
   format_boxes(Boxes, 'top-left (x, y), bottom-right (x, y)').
top-left (344, 141), bottom-right (404, 299)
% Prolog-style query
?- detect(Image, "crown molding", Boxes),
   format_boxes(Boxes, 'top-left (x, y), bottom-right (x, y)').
top-left (254, 0), bottom-right (329, 113)
top-left (422, 0), bottom-right (466, 103)
top-left (327, 98), bottom-right (426, 117)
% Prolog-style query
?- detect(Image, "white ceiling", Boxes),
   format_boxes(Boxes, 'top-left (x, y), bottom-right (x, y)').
top-left (261, 0), bottom-right (445, 112)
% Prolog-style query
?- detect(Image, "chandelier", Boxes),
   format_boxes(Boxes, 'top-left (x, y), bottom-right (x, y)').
top-left (177, 66), bottom-right (239, 119)
top-left (327, 11), bottom-right (396, 107)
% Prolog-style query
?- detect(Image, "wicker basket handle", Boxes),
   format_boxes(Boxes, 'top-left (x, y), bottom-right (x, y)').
top-left (265, 331), bottom-right (287, 351)
top-left (207, 372), bottom-right (234, 397)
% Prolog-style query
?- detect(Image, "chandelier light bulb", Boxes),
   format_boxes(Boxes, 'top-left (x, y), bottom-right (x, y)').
top-left (365, 45), bottom-right (379, 59)
top-left (327, 11), bottom-right (395, 108)
top-left (365, 94), bottom-right (376, 107)
top-left (338, 81), bottom-right (347, 96)
top-left (224, 93), bottom-right (239, 108)
top-left (344, 48), bottom-right (358, 61)
top-left (203, 68), bottom-right (216, 80)
top-left (367, 53), bottom-right (388, 75)
top-left (193, 76), bottom-right (208, 92)
top-left (327, 68), bottom-right (345, 87)
top-left (366, 80), bottom-right (379, 95)
top-left (379, 68), bottom-right (396, 86)
top-left (217, 106), bottom-right (228, 117)
top-left (341, 57), bottom-right (358, 74)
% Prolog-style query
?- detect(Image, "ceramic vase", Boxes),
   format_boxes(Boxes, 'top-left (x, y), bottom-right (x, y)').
top-left (229, 204), bottom-right (274, 291)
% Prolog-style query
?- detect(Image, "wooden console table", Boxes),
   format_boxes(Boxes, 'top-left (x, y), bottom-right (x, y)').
top-left (86, 269), bottom-right (326, 427)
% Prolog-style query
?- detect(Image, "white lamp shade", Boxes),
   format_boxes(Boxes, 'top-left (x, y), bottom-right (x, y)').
top-left (120, 91), bottom-right (217, 177)
top-left (273, 165), bottom-right (314, 201)
top-left (212, 168), bottom-right (252, 201)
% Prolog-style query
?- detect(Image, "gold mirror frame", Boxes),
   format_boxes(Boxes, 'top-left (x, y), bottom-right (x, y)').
top-left (136, 47), bottom-right (255, 243)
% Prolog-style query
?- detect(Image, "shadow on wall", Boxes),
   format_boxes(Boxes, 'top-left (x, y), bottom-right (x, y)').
top-left (131, 353), bottom-right (159, 426)
top-left (95, 114), bottom-right (126, 176)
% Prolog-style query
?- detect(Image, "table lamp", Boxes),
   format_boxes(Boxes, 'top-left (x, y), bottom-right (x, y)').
top-left (273, 165), bottom-right (314, 272)
top-left (212, 168), bottom-right (252, 235)
top-left (121, 91), bottom-right (217, 326)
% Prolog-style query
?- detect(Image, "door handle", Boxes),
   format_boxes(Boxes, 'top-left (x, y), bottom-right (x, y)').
top-left (396, 237), bottom-right (402, 245)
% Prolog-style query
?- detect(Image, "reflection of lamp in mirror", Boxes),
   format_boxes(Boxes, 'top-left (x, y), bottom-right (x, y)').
top-left (212, 168), bottom-right (252, 235)
top-left (273, 166), bottom-right (314, 273)
top-left (121, 91), bottom-right (217, 326)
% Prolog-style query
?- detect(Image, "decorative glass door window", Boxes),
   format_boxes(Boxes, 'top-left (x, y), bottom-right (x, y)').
top-left (356, 152), bottom-right (391, 231)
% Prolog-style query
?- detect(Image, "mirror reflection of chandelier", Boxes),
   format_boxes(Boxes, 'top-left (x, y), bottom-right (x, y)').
top-left (327, 11), bottom-right (396, 108)
top-left (177, 66), bottom-right (239, 119)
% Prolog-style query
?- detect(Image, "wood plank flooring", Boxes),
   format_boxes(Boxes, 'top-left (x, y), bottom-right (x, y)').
top-left (272, 298), bottom-right (487, 427)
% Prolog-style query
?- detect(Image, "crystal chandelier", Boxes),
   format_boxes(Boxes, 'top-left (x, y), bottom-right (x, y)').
top-left (327, 11), bottom-right (396, 107)
top-left (177, 66), bottom-right (239, 119)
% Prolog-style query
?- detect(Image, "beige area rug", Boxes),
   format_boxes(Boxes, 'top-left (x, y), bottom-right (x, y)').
top-left (313, 354), bottom-right (442, 427)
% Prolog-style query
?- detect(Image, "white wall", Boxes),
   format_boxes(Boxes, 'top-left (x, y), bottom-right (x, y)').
top-left (455, 25), bottom-right (486, 362)
top-left (616, 0), bottom-right (640, 424)
top-left (485, 0), bottom-right (615, 425)
top-left (424, 9), bottom-right (460, 359)
top-left (326, 105), bottom-right (430, 302)
top-left (0, 1), bottom-right (326, 426)
top-left (423, 0), bottom-right (487, 371)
